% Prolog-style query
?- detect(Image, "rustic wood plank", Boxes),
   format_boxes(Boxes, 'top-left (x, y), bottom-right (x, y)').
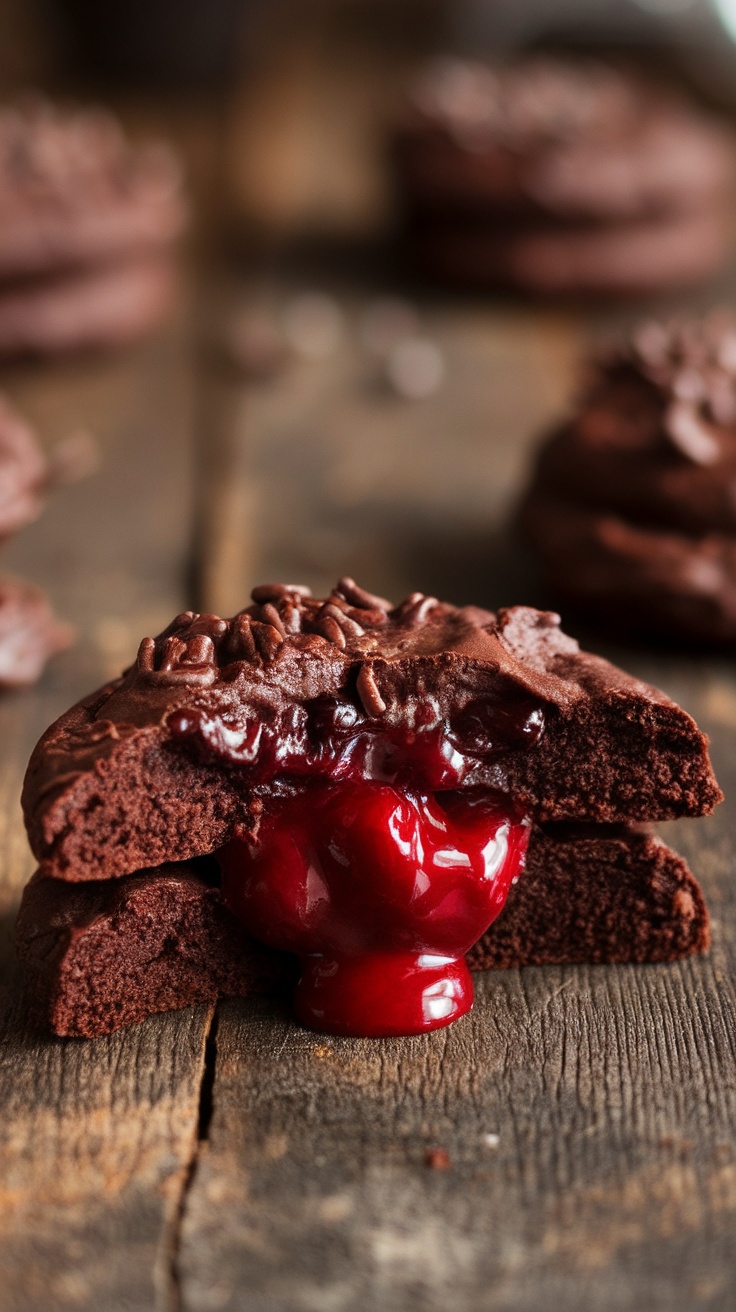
top-left (0, 327), bottom-right (212, 1312)
top-left (176, 742), bottom-right (736, 1312)
top-left (225, 0), bottom-right (446, 242)
top-left (183, 281), bottom-right (736, 1311)
top-left (194, 282), bottom-right (582, 613)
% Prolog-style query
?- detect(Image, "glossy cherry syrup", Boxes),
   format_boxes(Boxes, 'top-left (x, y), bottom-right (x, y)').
top-left (219, 781), bottom-right (530, 1037)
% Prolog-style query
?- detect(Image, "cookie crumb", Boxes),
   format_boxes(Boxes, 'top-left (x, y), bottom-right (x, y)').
top-left (424, 1147), bottom-right (452, 1170)
top-left (282, 292), bottom-right (344, 360)
top-left (386, 337), bottom-right (445, 399)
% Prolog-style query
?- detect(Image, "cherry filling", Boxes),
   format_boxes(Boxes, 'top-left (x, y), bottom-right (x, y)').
top-left (171, 689), bottom-right (542, 1036)
top-left (218, 781), bottom-right (531, 1037)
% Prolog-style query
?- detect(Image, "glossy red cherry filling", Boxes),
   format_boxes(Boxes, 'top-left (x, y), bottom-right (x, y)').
top-left (218, 781), bottom-right (530, 1037)
top-left (167, 690), bottom-right (545, 793)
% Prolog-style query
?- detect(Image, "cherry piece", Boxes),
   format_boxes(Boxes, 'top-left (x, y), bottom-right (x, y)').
top-left (219, 781), bottom-right (530, 1037)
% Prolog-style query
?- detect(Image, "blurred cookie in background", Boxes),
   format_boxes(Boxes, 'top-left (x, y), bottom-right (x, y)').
top-left (0, 96), bottom-right (187, 356)
top-left (0, 393), bottom-right (51, 541)
top-left (0, 393), bottom-right (95, 684)
top-left (519, 312), bottom-right (736, 643)
top-left (0, 574), bottom-right (71, 687)
top-left (393, 56), bottom-right (735, 296)
top-left (0, 391), bottom-right (97, 538)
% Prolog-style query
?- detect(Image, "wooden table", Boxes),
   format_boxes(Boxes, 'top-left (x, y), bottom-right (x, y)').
top-left (0, 252), bottom-right (735, 1312)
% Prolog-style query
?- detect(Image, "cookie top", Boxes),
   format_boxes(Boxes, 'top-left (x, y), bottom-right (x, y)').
top-left (0, 96), bottom-right (186, 280)
top-left (407, 56), bottom-right (641, 152)
top-left (396, 56), bottom-right (734, 222)
top-left (22, 579), bottom-right (720, 881)
top-left (0, 395), bottom-right (48, 540)
top-left (528, 313), bottom-right (736, 536)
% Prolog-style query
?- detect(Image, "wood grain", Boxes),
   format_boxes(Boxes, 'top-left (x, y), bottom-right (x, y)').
top-left (184, 279), bottom-right (736, 1312)
top-left (0, 325), bottom-right (212, 1312)
top-left (1, 251), bottom-right (735, 1312)
top-left (176, 749), bottom-right (736, 1312)
top-left (194, 284), bottom-right (582, 613)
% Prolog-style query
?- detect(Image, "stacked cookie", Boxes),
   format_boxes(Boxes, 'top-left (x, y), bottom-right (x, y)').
top-left (0, 396), bottom-right (71, 684)
top-left (0, 97), bottom-right (186, 356)
top-left (17, 580), bottom-right (718, 1037)
top-left (394, 56), bottom-right (735, 296)
top-left (521, 313), bottom-right (736, 644)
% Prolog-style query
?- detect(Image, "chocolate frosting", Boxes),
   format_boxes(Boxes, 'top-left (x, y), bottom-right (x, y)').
top-left (22, 579), bottom-right (721, 881)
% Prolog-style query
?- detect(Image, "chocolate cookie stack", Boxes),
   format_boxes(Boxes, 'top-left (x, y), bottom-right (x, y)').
top-left (521, 313), bottom-right (736, 644)
top-left (17, 580), bottom-right (719, 1037)
top-left (0, 96), bottom-right (187, 356)
top-left (0, 396), bottom-right (71, 684)
top-left (394, 56), bottom-right (735, 296)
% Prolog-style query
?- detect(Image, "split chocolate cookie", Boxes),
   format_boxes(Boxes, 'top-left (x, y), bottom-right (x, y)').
top-left (0, 96), bottom-right (186, 355)
top-left (520, 312), bottom-right (736, 643)
top-left (19, 580), bottom-right (721, 1037)
top-left (393, 56), bottom-right (735, 296)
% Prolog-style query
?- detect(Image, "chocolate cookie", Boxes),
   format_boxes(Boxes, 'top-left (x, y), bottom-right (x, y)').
top-left (18, 580), bottom-right (719, 1037)
top-left (15, 863), bottom-right (283, 1038)
top-left (23, 580), bottom-right (720, 878)
top-left (0, 575), bottom-right (71, 687)
top-left (0, 97), bottom-right (185, 279)
top-left (469, 824), bottom-right (708, 971)
top-left (0, 257), bottom-right (177, 358)
top-left (17, 824), bottom-right (708, 1038)
top-left (0, 97), bottom-right (186, 355)
top-left (394, 57), bottom-right (735, 295)
top-left (417, 209), bottom-right (731, 299)
top-left (0, 394), bottom-right (49, 541)
top-left (521, 313), bottom-right (736, 643)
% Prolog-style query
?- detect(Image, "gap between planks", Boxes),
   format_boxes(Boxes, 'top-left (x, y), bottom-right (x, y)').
top-left (166, 1005), bottom-right (221, 1312)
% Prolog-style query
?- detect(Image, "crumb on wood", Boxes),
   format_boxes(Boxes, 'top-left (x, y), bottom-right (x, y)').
top-left (424, 1147), bottom-right (452, 1170)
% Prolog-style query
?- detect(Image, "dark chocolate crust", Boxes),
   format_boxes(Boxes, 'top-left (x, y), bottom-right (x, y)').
top-left (22, 580), bottom-right (721, 881)
top-left (16, 824), bottom-right (709, 1037)
top-left (521, 315), bottom-right (736, 641)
